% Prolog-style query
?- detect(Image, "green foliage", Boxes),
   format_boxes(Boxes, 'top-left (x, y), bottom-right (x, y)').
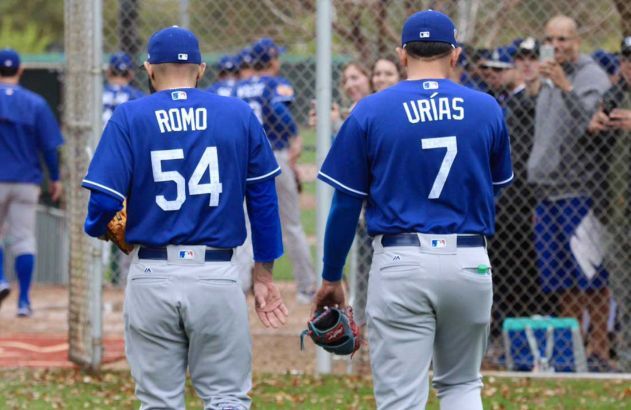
top-left (0, 0), bottom-right (63, 52)
top-left (0, 19), bottom-right (55, 53)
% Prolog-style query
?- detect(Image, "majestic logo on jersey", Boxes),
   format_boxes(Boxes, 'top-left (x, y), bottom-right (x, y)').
top-left (144, 267), bottom-right (152, 273)
top-left (177, 53), bottom-right (189, 61)
top-left (431, 239), bottom-right (447, 248)
top-left (171, 91), bottom-right (188, 101)
top-left (179, 250), bottom-right (195, 260)
top-left (155, 107), bottom-right (208, 133)
top-left (403, 97), bottom-right (464, 124)
top-left (423, 81), bottom-right (439, 90)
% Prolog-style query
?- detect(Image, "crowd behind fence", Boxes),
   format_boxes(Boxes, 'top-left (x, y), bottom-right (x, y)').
top-left (7, 0), bottom-right (627, 373)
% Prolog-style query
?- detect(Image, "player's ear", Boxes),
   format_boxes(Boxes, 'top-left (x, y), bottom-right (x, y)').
top-left (197, 63), bottom-right (207, 80)
top-left (451, 47), bottom-right (462, 68)
top-left (143, 62), bottom-right (153, 77)
top-left (396, 47), bottom-right (407, 68)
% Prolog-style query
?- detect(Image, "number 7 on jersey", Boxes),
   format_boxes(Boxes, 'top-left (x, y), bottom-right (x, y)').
top-left (421, 136), bottom-right (457, 199)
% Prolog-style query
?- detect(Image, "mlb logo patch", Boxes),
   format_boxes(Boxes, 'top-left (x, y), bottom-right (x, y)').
top-left (419, 31), bottom-right (430, 39)
top-left (423, 81), bottom-right (439, 90)
top-left (171, 90), bottom-right (187, 101)
top-left (3, 59), bottom-right (13, 67)
top-left (431, 239), bottom-right (447, 248)
top-left (179, 250), bottom-right (195, 260)
top-left (177, 53), bottom-right (189, 61)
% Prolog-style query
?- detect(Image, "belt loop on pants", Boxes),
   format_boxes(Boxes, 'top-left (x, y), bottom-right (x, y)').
top-left (381, 233), bottom-right (486, 248)
top-left (137, 246), bottom-right (234, 262)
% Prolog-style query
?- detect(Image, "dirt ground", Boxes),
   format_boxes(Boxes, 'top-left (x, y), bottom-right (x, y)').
top-left (0, 283), bottom-right (364, 374)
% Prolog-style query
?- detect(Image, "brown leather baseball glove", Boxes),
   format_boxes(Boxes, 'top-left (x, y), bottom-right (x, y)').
top-left (104, 203), bottom-right (134, 255)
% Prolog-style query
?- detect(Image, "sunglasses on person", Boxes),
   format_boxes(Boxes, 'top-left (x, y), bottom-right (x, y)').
top-left (543, 35), bottom-right (575, 43)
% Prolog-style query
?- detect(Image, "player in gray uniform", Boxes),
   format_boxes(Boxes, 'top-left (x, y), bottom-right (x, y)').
top-left (314, 11), bottom-right (513, 409)
top-left (82, 27), bottom-right (288, 409)
top-left (0, 49), bottom-right (64, 316)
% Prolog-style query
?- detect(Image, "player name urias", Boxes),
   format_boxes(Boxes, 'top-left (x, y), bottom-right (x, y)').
top-left (403, 84), bottom-right (464, 124)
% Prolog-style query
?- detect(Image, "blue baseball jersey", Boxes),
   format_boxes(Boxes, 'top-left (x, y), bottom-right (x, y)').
top-left (207, 79), bottom-right (236, 97)
top-left (83, 88), bottom-right (280, 247)
top-left (233, 75), bottom-right (297, 150)
top-left (319, 79), bottom-right (513, 236)
top-left (273, 76), bottom-right (295, 105)
top-left (103, 83), bottom-right (145, 125)
top-left (0, 84), bottom-right (64, 184)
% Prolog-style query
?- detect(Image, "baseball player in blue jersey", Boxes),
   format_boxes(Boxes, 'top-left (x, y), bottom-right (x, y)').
top-left (82, 27), bottom-right (288, 409)
top-left (0, 48), bottom-right (64, 317)
top-left (234, 38), bottom-right (317, 303)
top-left (103, 52), bottom-right (144, 126)
top-left (207, 55), bottom-right (239, 97)
top-left (314, 11), bottom-right (513, 409)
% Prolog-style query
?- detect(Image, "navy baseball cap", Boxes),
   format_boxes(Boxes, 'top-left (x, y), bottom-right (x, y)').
top-left (515, 37), bottom-right (539, 59)
top-left (251, 37), bottom-right (285, 65)
top-left (481, 47), bottom-right (513, 69)
top-left (401, 10), bottom-right (457, 48)
top-left (0, 48), bottom-right (20, 69)
top-left (591, 49), bottom-right (619, 76)
top-left (217, 55), bottom-right (238, 72)
top-left (109, 52), bottom-right (133, 71)
top-left (146, 26), bottom-right (201, 64)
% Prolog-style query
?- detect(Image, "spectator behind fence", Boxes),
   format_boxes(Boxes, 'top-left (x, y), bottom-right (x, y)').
top-left (479, 48), bottom-right (513, 105)
top-left (0, 49), bottom-right (64, 317)
top-left (514, 37), bottom-right (542, 97)
top-left (587, 36), bottom-right (631, 371)
top-left (370, 56), bottom-right (403, 92)
top-left (527, 15), bottom-right (612, 371)
top-left (488, 40), bottom-right (539, 351)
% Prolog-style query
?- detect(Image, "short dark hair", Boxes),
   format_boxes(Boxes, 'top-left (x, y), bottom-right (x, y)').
top-left (0, 66), bottom-right (19, 77)
top-left (109, 67), bottom-right (131, 77)
top-left (405, 41), bottom-right (454, 60)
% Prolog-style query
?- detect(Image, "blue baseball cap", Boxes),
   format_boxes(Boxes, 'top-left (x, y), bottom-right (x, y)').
top-left (146, 26), bottom-right (201, 64)
top-left (237, 47), bottom-right (254, 68)
top-left (481, 47), bottom-right (513, 69)
top-left (0, 48), bottom-right (20, 69)
top-left (251, 37), bottom-right (285, 65)
top-left (515, 37), bottom-right (539, 58)
top-left (401, 10), bottom-right (457, 47)
top-left (109, 52), bottom-right (133, 71)
top-left (217, 55), bottom-right (238, 72)
top-left (591, 49), bottom-right (619, 76)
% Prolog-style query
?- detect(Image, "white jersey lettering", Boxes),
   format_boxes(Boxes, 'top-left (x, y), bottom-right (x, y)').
top-left (403, 97), bottom-right (465, 124)
top-left (155, 108), bottom-right (208, 133)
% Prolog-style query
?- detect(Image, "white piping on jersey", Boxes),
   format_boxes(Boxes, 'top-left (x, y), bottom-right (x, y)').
top-left (82, 179), bottom-right (126, 200)
top-left (246, 166), bottom-right (281, 182)
top-left (318, 172), bottom-right (368, 196)
top-left (429, 92), bottom-right (438, 99)
top-left (492, 173), bottom-right (514, 185)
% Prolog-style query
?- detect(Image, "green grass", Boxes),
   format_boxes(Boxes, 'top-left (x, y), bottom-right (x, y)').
top-left (1, 370), bottom-right (629, 409)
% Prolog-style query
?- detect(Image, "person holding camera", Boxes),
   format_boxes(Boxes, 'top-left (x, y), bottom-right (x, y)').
top-left (587, 36), bottom-right (631, 372)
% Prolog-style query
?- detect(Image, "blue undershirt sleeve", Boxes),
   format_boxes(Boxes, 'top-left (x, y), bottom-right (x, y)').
top-left (322, 189), bottom-right (364, 282)
top-left (246, 178), bottom-right (283, 262)
top-left (84, 190), bottom-right (124, 238)
top-left (43, 148), bottom-right (60, 181)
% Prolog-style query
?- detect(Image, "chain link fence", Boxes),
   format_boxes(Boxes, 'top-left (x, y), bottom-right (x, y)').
top-left (56, 0), bottom-right (631, 374)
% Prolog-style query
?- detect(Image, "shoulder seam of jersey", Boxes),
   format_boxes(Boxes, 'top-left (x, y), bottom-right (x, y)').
top-left (492, 172), bottom-right (514, 185)
top-left (318, 172), bottom-right (367, 196)
top-left (246, 166), bottom-right (281, 182)
top-left (82, 179), bottom-right (126, 200)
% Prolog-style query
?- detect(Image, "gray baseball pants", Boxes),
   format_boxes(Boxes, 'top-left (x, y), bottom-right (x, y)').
top-left (124, 246), bottom-right (251, 410)
top-left (273, 149), bottom-right (316, 293)
top-left (0, 183), bottom-right (40, 255)
top-left (366, 234), bottom-right (492, 410)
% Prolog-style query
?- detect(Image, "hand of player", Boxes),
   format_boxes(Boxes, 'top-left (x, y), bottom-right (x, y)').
top-left (252, 262), bottom-right (289, 328)
top-left (49, 181), bottom-right (63, 202)
top-left (607, 108), bottom-right (631, 131)
top-left (587, 110), bottom-right (610, 134)
top-left (539, 61), bottom-right (572, 92)
top-left (312, 280), bottom-right (345, 316)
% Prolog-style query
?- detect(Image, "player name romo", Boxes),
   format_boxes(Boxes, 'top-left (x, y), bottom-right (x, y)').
top-left (155, 107), bottom-right (208, 133)
top-left (403, 96), bottom-right (464, 124)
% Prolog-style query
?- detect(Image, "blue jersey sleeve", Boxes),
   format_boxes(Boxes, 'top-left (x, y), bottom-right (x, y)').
top-left (35, 100), bottom-right (64, 151)
top-left (318, 115), bottom-right (370, 198)
top-left (272, 78), bottom-right (295, 105)
top-left (491, 109), bottom-right (513, 188)
top-left (82, 116), bottom-right (133, 200)
top-left (246, 112), bottom-right (281, 183)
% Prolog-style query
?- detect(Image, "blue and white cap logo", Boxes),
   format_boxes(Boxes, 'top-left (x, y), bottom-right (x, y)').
top-left (431, 239), bottom-right (447, 248)
top-left (420, 31), bottom-right (430, 38)
top-left (179, 250), bottom-right (195, 259)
